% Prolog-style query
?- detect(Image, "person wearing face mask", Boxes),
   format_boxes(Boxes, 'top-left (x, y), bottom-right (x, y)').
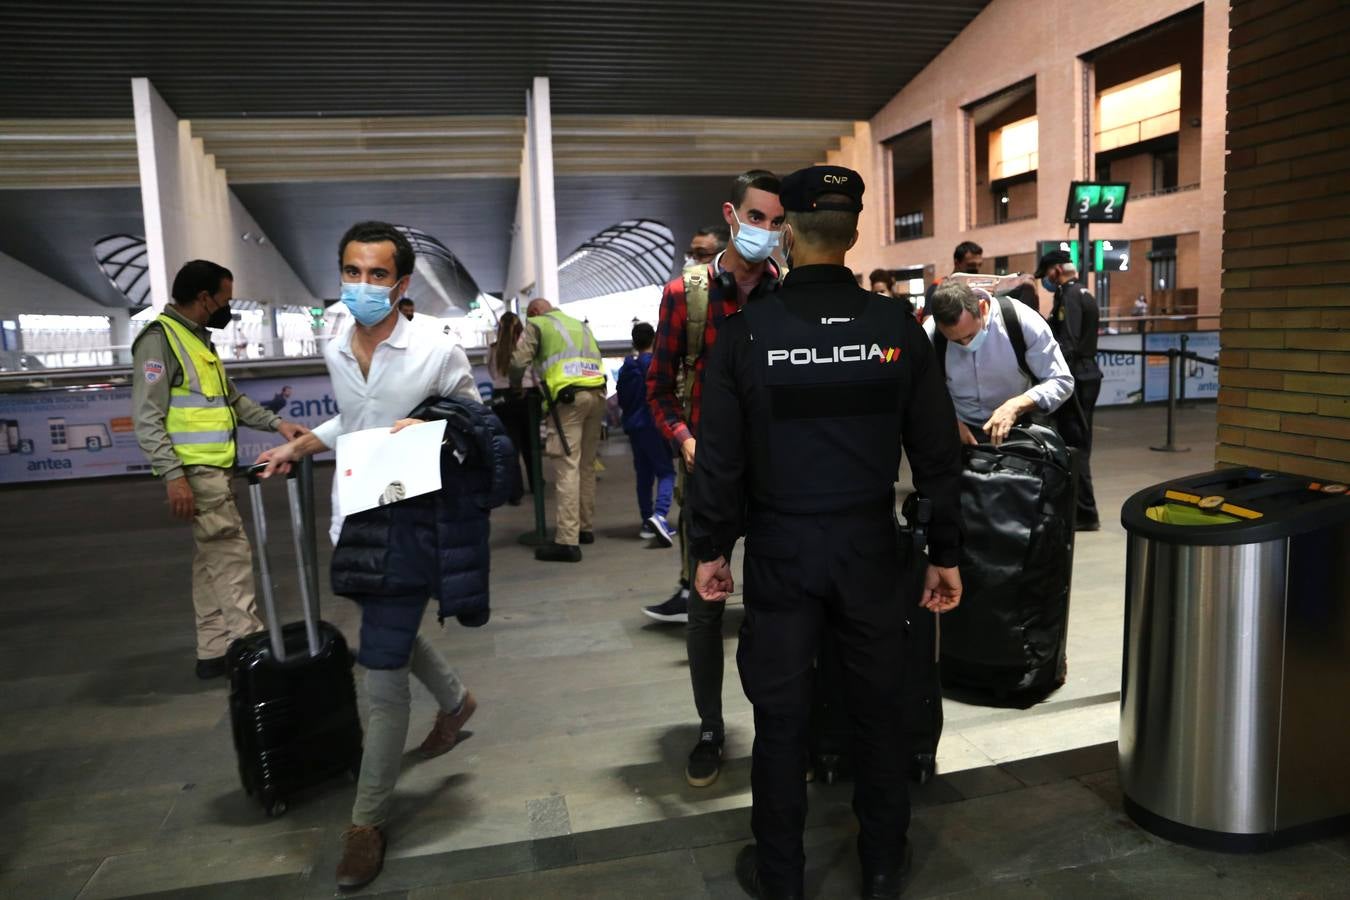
top-left (641, 169), bottom-right (785, 791)
top-left (684, 224), bottom-right (729, 269)
top-left (254, 222), bottom-right (485, 890)
top-left (131, 259), bottom-right (310, 680)
top-left (1037, 250), bottom-right (1102, 531)
top-left (923, 240), bottom-right (984, 315)
top-left (924, 281), bottom-right (1074, 447)
top-left (688, 166), bottom-right (964, 900)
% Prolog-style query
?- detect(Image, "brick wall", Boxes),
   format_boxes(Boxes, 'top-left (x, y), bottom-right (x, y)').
top-left (1217, 0), bottom-right (1350, 482)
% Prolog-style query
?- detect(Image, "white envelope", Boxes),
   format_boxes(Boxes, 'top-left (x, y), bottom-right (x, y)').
top-left (335, 419), bottom-right (448, 517)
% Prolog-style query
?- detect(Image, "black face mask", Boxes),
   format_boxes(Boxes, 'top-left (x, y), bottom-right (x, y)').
top-left (206, 302), bottom-right (234, 330)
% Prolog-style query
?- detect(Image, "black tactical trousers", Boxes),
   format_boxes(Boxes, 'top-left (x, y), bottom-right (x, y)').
top-left (680, 464), bottom-right (726, 740)
top-left (737, 507), bottom-right (909, 896)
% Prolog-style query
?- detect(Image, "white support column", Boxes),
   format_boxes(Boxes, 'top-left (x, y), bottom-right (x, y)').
top-left (528, 77), bottom-right (560, 304)
top-left (131, 77), bottom-right (317, 326)
top-left (131, 78), bottom-right (174, 311)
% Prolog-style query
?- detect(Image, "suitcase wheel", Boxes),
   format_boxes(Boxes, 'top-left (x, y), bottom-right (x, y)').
top-left (817, 754), bottom-right (844, 786)
top-left (263, 794), bottom-right (288, 818)
top-left (910, 754), bottom-right (937, 785)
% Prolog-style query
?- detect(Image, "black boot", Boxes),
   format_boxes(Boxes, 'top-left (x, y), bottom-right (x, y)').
top-left (535, 542), bottom-right (582, 562)
top-left (861, 841), bottom-right (913, 899)
top-left (735, 845), bottom-right (803, 900)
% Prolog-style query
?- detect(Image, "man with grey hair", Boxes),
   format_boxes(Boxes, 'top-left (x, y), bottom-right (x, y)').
top-left (924, 281), bottom-right (1073, 446)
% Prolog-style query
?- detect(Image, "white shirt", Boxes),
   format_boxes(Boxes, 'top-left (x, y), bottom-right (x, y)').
top-left (312, 312), bottom-right (481, 543)
top-left (924, 299), bottom-right (1074, 427)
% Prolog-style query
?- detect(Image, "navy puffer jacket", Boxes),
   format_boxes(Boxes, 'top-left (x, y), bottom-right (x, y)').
top-left (330, 397), bottom-right (513, 667)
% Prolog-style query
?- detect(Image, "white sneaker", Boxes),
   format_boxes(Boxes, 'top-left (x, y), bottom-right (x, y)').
top-left (638, 522), bottom-right (657, 540)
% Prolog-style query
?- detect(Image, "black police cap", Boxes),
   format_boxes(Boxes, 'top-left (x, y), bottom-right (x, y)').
top-left (779, 166), bottom-right (865, 213)
top-left (1035, 249), bottom-right (1073, 278)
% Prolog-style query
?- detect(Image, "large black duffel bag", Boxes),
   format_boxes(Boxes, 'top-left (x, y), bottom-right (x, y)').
top-left (939, 424), bottom-right (1076, 702)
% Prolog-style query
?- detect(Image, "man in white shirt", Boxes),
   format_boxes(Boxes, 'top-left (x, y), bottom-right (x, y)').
top-left (924, 281), bottom-right (1074, 446)
top-left (255, 221), bottom-right (480, 891)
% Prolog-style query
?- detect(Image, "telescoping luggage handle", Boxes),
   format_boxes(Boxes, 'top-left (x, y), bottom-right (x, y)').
top-left (246, 458), bottom-right (322, 661)
top-left (909, 495), bottom-right (940, 664)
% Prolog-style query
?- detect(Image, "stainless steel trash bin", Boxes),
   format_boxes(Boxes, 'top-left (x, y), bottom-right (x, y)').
top-left (1119, 469), bottom-right (1350, 851)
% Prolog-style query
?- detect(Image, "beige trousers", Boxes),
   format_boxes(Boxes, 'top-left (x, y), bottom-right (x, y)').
top-left (185, 466), bottom-right (264, 658)
top-left (546, 387), bottom-right (605, 546)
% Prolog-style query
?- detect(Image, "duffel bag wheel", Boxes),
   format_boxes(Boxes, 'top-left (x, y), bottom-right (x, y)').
top-left (264, 795), bottom-right (288, 818)
top-left (817, 754), bottom-right (843, 786)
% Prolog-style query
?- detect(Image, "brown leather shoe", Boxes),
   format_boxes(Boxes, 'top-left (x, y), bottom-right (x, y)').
top-left (335, 824), bottom-right (385, 891)
top-left (418, 692), bottom-right (477, 758)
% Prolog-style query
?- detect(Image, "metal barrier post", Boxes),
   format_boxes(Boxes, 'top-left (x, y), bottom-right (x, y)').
top-left (1150, 349), bottom-right (1190, 454)
top-left (518, 390), bottom-right (549, 546)
top-left (1178, 334), bottom-right (1190, 409)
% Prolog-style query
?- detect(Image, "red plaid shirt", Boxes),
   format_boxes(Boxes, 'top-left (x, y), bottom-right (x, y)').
top-left (646, 259), bottom-right (781, 447)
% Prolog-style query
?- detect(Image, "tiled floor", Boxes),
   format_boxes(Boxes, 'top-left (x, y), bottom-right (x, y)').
top-left (4, 404), bottom-right (1317, 899)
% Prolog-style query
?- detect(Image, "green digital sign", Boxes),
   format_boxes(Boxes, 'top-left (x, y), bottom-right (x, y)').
top-left (1037, 239), bottom-right (1131, 273)
top-left (1064, 181), bottom-right (1130, 224)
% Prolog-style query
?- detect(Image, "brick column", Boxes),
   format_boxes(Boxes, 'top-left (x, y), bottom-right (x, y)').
top-left (1217, 0), bottom-right (1350, 483)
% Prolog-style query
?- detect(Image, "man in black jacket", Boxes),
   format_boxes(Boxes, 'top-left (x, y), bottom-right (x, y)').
top-left (690, 166), bottom-right (964, 900)
top-left (1037, 250), bottom-right (1102, 530)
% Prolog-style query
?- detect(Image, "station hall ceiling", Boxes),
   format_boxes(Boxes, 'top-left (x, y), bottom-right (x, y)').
top-left (0, 0), bottom-right (989, 120)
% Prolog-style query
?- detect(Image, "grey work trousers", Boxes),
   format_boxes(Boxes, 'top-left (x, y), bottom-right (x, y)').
top-left (351, 633), bottom-right (468, 827)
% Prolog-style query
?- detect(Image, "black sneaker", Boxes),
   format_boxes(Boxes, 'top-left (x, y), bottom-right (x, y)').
top-left (195, 655), bottom-right (228, 680)
top-left (579, 531), bottom-right (595, 544)
top-left (535, 542), bottom-right (582, 562)
top-left (643, 587), bottom-right (689, 623)
top-left (686, 731), bottom-right (723, 787)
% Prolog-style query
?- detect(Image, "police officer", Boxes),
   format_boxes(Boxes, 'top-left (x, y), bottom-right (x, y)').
top-left (511, 298), bottom-right (606, 562)
top-left (131, 259), bottom-right (309, 678)
top-left (1037, 249), bottom-right (1102, 530)
top-left (690, 166), bottom-right (965, 900)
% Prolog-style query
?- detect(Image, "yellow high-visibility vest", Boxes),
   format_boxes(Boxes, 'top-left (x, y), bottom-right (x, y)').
top-left (157, 313), bottom-right (236, 468)
top-left (534, 310), bottom-right (605, 404)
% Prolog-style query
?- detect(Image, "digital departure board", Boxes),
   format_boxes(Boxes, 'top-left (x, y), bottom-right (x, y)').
top-left (1064, 182), bottom-right (1129, 224)
top-left (1036, 239), bottom-right (1131, 272)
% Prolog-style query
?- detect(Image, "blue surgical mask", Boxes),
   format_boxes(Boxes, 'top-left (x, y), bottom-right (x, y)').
top-left (1041, 276), bottom-right (1058, 294)
top-left (340, 280), bottom-right (397, 326)
top-left (956, 317), bottom-right (990, 353)
top-left (731, 209), bottom-right (779, 263)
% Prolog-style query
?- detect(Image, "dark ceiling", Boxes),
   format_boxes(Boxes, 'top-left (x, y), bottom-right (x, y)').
top-left (232, 175), bottom-right (737, 300)
top-left (232, 179), bottom-right (520, 300)
top-left (0, 0), bottom-right (989, 120)
top-left (0, 188), bottom-right (145, 308)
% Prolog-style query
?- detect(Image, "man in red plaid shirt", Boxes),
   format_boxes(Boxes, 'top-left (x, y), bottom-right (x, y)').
top-left (643, 170), bottom-right (785, 788)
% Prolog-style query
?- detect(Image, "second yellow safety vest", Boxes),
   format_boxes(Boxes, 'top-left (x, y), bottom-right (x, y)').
top-left (534, 310), bottom-right (605, 404)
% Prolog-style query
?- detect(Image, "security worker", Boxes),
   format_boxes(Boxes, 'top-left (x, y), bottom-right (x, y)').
top-left (131, 259), bottom-right (309, 678)
top-left (511, 298), bottom-right (606, 562)
top-left (1038, 250), bottom-right (1102, 530)
top-left (690, 166), bottom-right (965, 900)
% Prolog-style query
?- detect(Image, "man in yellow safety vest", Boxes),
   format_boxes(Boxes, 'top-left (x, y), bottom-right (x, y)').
top-left (131, 259), bottom-right (309, 679)
top-left (511, 298), bottom-right (606, 562)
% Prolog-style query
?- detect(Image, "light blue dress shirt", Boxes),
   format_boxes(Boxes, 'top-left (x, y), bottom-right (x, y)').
top-left (923, 300), bottom-right (1074, 427)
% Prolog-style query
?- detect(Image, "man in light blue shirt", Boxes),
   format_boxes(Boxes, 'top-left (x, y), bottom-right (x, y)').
top-left (923, 281), bottom-right (1073, 446)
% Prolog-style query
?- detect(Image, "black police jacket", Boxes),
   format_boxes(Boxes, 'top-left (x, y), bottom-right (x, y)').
top-left (688, 264), bottom-right (963, 567)
top-left (1050, 280), bottom-right (1102, 380)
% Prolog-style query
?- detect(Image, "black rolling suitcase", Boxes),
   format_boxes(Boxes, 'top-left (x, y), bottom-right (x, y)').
top-left (811, 497), bottom-right (943, 785)
top-left (226, 461), bottom-right (363, 817)
top-left (939, 424), bottom-right (1076, 703)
